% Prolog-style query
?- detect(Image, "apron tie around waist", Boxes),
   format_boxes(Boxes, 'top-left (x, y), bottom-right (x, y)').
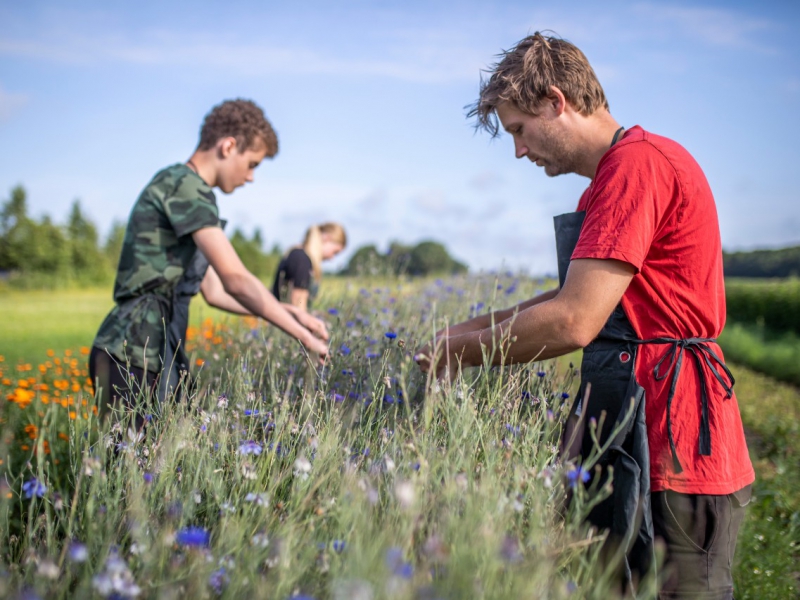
top-left (634, 337), bottom-right (735, 474)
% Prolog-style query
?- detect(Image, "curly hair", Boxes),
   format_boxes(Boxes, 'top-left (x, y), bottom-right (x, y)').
top-left (467, 32), bottom-right (608, 136)
top-left (197, 98), bottom-right (279, 156)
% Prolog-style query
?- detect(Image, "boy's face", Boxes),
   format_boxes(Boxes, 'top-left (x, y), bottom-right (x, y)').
top-left (216, 137), bottom-right (268, 194)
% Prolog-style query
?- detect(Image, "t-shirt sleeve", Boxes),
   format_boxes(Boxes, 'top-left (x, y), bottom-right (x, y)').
top-left (163, 173), bottom-right (220, 238)
top-left (284, 249), bottom-right (313, 290)
top-left (572, 142), bottom-right (679, 272)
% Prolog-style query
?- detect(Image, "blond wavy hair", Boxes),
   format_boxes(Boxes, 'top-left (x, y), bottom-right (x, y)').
top-left (300, 222), bottom-right (347, 280)
top-left (468, 32), bottom-right (609, 136)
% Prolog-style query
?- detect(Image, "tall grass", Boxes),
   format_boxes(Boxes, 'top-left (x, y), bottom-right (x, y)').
top-left (718, 322), bottom-right (800, 386)
top-left (1, 275), bottom-right (655, 599)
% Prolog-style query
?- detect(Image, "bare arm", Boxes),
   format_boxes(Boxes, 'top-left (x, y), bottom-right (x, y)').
top-left (435, 289), bottom-right (559, 338)
top-left (192, 227), bottom-right (329, 355)
top-left (200, 265), bottom-right (253, 315)
top-left (289, 288), bottom-right (309, 312)
top-left (419, 259), bottom-right (634, 377)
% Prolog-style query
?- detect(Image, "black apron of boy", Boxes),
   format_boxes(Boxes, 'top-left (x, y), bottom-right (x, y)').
top-left (555, 210), bottom-right (655, 586)
top-left (157, 220), bottom-right (226, 402)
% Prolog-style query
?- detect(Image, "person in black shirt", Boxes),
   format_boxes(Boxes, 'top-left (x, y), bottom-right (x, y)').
top-left (272, 223), bottom-right (347, 311)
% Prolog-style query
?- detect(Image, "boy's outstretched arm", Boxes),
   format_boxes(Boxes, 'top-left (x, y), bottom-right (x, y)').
top-left (200, 265), bottom-right (254, 315)
top-left (193, 227), bottom-right (329, 356)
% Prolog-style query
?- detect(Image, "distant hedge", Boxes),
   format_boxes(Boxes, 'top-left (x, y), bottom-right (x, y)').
top-left (725, 278), bottom-right (800, 336)
top-left (723, 246), bottom-right (800, 278)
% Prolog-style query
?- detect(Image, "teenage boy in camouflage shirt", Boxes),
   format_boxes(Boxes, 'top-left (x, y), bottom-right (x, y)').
top-left (92, 99), bottom-right (329, 416)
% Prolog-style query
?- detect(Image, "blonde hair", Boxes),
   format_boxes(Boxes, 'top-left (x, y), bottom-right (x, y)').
top-left (302, 222), bottom-right (347, 280)
top-left (468, 32), bottom-right (609, 136)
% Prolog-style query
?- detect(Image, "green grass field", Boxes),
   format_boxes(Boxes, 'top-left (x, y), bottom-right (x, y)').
top-left (0, 282), bottom-right (798, 598)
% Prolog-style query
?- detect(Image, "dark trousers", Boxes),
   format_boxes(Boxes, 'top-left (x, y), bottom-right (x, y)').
top-left (652, 486), bottom-right (751, 600)
top-left (89, 346), bottom-right (158, 426)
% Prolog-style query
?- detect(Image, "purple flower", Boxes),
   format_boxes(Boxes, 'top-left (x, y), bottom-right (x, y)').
top-left (209, 567), bottom-right (229, 594)
top-left (505, 424), bottom-right (520, 437)
top-left (366, 351), bottom-right (380, 359)
top-left (537, 371), bottom-right (546, 377)
top-left (238, 441), bottom-right (263, 456)
top-left (561, 392), bottom-right (570, 400)
top-left (566, 465), bottom-right (591, 488)
top-left (340, 344), bottom-right (351, 356)
top-left (332, 393), bottom-right (345, 403)
top-left (68, 541), bottom-right (88, 563)
top-left (244, 409), bottom-right (260, 417)
top-left (386, 547), bottom-right (413, 579)
top-left (384, 332), bottom-right (397, 340)
top-left (346, 321), bottom-right (355, 328)
top-left (332, 539), bottom-right (346, 553)
top-left (176, 527), bottom-right (210, 547)
top-left (22, 478), bottom-right (46, 499)
top-left (143, 473), bottom-right (153, 484)
top-left (328, 308), bottom-right (339, 316)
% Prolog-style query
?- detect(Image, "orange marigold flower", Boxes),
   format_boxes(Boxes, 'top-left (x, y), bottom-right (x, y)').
top-left (92, 406), bottom-right (98, 415)
top-left (46, 349), bottom-right (55, 357)
top-left (17, 379), bottom-right (30, 389)
top-left (71, 383), bottom-right (81, 393)
top-left (80, 347), bottom-right (90, 355)
top-left (2, 378), bottom-right (10, 386)
top-left (69, 411), bottom-right (77, 420)
top-left (58, 432), bottom-right (69, 441)
top-left (64, 349), bottom-right (73, 357)
top-left (39, 365), bottom-right (47, 374)
top-left (21, 444), bottom-right (30, 451)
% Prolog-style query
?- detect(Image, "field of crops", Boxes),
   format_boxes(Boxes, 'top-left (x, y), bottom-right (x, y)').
top-left (1, 275), bottom-right (798, 599)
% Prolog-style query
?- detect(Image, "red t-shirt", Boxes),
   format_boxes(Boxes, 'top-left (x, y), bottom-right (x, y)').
top-left (572, 125), bottom-right (754, 495)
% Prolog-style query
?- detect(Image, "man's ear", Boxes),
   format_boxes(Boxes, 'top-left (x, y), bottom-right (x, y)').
top-left (547, 86), bottom-right (568, 117)
top-left (218, 136), bottom-right (238, 159)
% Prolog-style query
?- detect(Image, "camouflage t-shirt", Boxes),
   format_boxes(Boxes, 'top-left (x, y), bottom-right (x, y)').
top-left (93, 164), bottom-right (220, 371)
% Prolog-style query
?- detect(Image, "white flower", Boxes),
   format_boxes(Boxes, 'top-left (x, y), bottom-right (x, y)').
top-left (394, 481), bottom-right (416, 509)
top-left (244, 492), bottom-right (269, 507)
top-left (37, 559), bottom-right (59, 580)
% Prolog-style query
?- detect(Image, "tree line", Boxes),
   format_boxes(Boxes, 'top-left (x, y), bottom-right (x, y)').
top-left (0, 186), bottom-right (468, 287)
top-left (723, 246), bottom-right (800, 278)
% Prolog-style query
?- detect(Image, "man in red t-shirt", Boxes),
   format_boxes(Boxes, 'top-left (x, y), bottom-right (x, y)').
top-left (417, 32), bottom-right (753, 599)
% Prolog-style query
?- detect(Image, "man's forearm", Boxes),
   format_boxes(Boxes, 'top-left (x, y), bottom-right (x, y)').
top-left (448, 296), bottom-right (582, 368)
top-left (438, 289), bottom-right (559, 337)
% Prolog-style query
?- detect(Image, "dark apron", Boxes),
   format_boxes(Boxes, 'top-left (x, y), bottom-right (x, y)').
top-left (555, 211), bottom-right (737, 590)
top-left (156, 247), bottom-right (209, 401)
top-left (158, 220), bottom-right (226, 401)
top-left (555, 210), bottom-right (654, 585)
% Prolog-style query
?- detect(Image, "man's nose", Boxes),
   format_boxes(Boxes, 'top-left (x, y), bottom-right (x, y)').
top-left (515, 142), bottom-right (528, 160)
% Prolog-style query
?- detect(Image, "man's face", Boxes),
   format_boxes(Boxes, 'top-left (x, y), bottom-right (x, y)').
top-left (217, 138), bottom-right (267, 194)
top-left (496, 101), bottom-right (580, 178)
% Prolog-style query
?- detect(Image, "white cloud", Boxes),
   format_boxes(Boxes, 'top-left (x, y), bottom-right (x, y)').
top-left (0, 85), bottom-right (28, 121)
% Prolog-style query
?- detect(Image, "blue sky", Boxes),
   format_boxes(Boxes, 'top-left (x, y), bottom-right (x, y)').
top-left (0, 0), bottom-right (798, 273)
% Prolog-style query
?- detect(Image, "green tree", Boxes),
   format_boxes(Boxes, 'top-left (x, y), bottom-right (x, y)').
top-left (0, 185), bottom-right (35, 271)
top-left (342, 244), bottom-right (387, 276)
top-left (407, 241), bottom-right (467, 276)
top-left (104, 220), bottom-right (127, 268)
top-left (66, 200), bottom-right (109, 281)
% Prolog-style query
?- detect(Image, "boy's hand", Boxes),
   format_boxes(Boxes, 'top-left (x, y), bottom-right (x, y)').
top-left (301, 334), bottom-right (329, 365)
top-left (296, 311), bottom-right (329, 341)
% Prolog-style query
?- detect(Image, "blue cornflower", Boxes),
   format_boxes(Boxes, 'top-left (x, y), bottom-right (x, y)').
top-left (143, 473), bottom-right (153, 484)
top-left (505, 424), bottom-right (520, 437)
top-left (244, 409), bottom-right (260, 417)
top-left (22, 478), bottom-right (46, 499)
top-left (366, 351), bottom-right (380, 359)
top-left (566, 465), bottom-right (591, 488)
top-left (384, 394), bottom-right (395, 404)
top-left (176, 527), bottom-right (210, 547)
top-left (209, 567), bottom-right (229, 594)
top-left (340, 344), bottom-right (351, 356)
top-left (68, 541), bottom-right (88, 563)
top-left (386, 547), bottom-right (413, 579)
top-left (332, 393), bottom-right (345, 403)
top-left (561, 392), bottom-right (570, 399)
top-left (328, 308), bottom-right (339, 316)
top-left (537, 371), bottom-right (546, 377)
top-left (384, 332), bottom-right (397, 339)
top-left (238, 441), bottom-right (263, 456)
top-left (346, 321), bottom-right (355, 328)
top-left (505, 286), bottom-right (517, 295)
top-left (332, 539), bottom-right (346, 553)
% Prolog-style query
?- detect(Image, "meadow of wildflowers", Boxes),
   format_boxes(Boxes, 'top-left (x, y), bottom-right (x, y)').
top-left (0, 274), bottom-right (668, 599)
